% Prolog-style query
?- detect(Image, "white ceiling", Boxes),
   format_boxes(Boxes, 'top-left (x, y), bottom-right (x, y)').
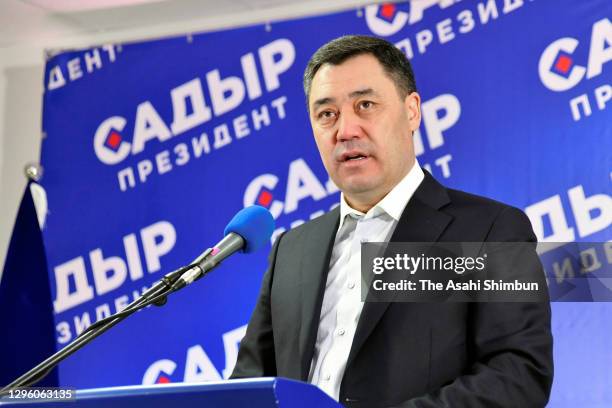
top-left (0, 0), bottom-right (384, 51)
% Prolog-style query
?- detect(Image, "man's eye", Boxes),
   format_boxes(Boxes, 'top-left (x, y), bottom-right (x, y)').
top-left (359, 101), bottom-right (374, 110)
top-left (318, 111), bottom-right (336, 119)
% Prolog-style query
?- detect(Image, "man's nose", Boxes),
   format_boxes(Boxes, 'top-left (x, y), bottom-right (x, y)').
top-left (336, 109), bottom-right (364, 142)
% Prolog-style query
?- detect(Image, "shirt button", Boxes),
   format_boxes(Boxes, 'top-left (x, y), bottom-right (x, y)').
top-left (347, 281), bottom-right (356, 289)
top-left (323, 374), bottom-right (331, 381)
top-left (337, 328), bottom-right (346, 336)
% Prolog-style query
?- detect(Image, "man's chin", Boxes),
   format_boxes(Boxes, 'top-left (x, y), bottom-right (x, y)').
top-left (340, 180), bottom-right (380, 197)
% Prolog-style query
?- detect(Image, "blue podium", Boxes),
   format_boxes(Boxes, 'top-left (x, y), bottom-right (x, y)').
top-left (2, 378), bottom-right (341, 407)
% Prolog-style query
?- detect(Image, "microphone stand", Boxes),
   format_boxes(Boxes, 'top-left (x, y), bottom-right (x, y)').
top-left (0, 264), bottom-right (196, 393)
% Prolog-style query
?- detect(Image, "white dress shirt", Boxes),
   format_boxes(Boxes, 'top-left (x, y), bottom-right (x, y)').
top-left (308, 161), bottom-right (425, 401)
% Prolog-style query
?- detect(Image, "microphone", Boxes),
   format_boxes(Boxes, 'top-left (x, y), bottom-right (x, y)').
top-left (1, 206), bottom-right (273, 392)
top-left (171, 205), bottom-right (275, 291)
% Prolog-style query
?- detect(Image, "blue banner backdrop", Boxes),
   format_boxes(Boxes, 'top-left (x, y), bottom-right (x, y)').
top-left (35, 0), bottom-right (610, 406)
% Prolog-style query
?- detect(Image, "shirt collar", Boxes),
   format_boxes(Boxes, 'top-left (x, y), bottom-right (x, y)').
top-left (338, 160), bottom-right (425, 230)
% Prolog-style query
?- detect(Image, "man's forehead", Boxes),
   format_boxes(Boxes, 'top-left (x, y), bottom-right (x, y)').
top-left (312, 55), bottom-right (382, 87)
top-left (308, 54), bottom-right (391, 107)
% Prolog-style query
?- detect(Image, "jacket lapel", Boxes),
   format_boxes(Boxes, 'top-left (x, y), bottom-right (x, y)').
top-left (346, 171), bottom-right (453, 369)
top-left (298, 206), bottom-right (340, 380)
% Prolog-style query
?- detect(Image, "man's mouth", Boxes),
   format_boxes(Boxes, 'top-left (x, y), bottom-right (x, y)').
top-left (339, 150), bottom-right (370, 162)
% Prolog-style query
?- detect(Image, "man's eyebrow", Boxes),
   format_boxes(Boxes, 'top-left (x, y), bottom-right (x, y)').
top-left (312, 97), bottom-right (334, 110)
top-left (311, 88), bottom-right (378, 110)
top-left (348, 88), bottom-right (376, 98)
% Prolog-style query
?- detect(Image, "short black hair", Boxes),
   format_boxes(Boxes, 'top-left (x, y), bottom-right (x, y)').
top-left (303, 35), bottom-right (417, 105)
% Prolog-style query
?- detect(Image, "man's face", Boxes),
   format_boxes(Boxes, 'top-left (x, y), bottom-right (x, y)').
top-left (308, 53), bottom-right (421, 209)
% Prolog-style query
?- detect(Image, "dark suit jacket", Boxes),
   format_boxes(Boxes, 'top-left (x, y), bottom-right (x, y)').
top-left (231, 171), bottom-right (553, 408)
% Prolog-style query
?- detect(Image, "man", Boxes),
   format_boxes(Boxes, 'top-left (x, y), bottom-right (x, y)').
top-left (231, 35), bottom-right (553, 407)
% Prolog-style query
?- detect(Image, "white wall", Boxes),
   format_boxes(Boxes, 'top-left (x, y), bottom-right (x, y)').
top-left (0, 45), bottom-right (45, 274)
top-left (0, 0), bottom-right (379, 274)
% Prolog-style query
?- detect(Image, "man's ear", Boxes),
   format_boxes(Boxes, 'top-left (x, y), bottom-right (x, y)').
top-left (404, 92), bottom-right (421, 132)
